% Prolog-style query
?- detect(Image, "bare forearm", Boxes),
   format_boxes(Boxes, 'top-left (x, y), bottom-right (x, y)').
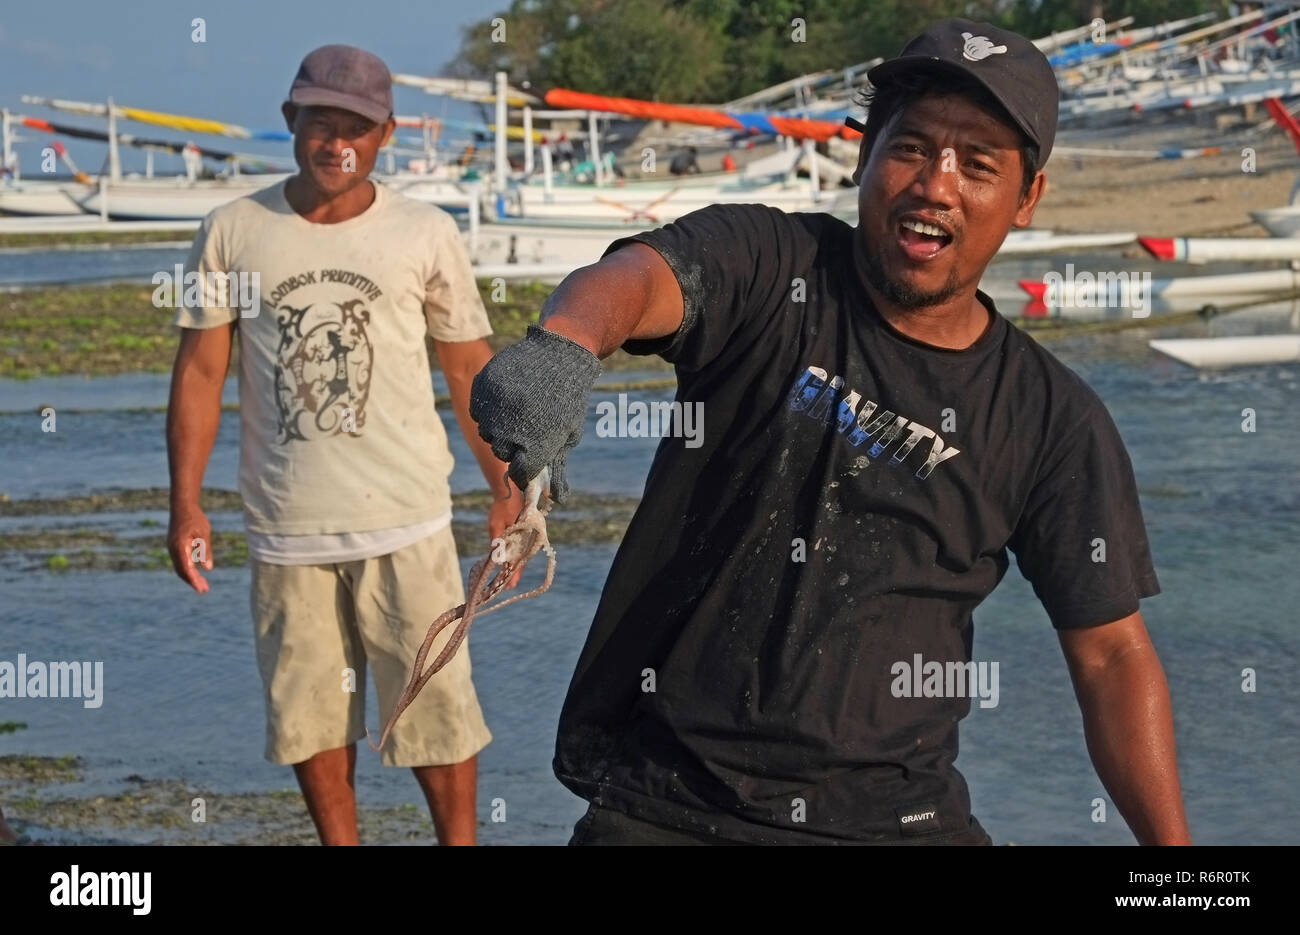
top-left (1071, 646), bottom-right (1191, 845)
top-left (539, 246), bottom-right (680, 356)
top-left (446, 365), bottom-right (512, 498)
top-left (166, 356), bottom-right (224, 509)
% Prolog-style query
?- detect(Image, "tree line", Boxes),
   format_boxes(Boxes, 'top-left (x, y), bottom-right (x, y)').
top-left (448, 0), bottom-right (1231, 103)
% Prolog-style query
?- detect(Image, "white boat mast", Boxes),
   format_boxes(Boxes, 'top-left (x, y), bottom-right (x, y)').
top-left (523, 105), bottom-right (534, 175)
top-left (106, 97), bottom-right (121, 183)
top-left (494, 71), bottom-right (508, 193)
top-left (1, 109), bottom-right (15, 180)
top-left (587, 110), bottom-right (601, 187)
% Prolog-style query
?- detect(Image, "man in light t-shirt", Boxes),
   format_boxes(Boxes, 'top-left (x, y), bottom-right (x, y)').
top-left (166, 45), bottom-right (515, 845)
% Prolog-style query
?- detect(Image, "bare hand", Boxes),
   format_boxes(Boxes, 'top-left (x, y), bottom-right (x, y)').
top-left (168, 505), bottom-right (213, 593)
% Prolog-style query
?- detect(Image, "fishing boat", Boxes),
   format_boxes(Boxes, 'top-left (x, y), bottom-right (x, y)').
top-left (1021, 268), bottom-right (1300, 302)
top-left (0, 112), bottom-right (92, 215)
top-left (1250, 206), bottom-right (1300, 238)
top-left (1048, 13), bottom-right (1215, 68)
top-left (15, 96), bottom-right (488, 219)
top-left (470, 215), bottom-right (653, 267)
top-left (1057, 8), bottom-right (1300, 121)
top-left (1018, 291), bottom-right (1295, 321)
top-left (1149, 335), bottom-right (1300, 367)
top-left (0, 214), bottom-right (199, 236)
top-left (998, 231), bottom-right (1136, 254)
top-left (75, 175), bottom-right (289, 220)
top-left (506, 179), bottom-right (852, 223)
top-left (1140, 237), bottom-right (1300, 262)
top-left (0, 178), bottom-right (90, 216)
top-left (465, 222), bottom-right (1145, 281)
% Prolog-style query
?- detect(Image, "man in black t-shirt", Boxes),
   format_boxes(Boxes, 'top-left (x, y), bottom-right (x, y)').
top-left (471, 19), bottom-right (1192, 845)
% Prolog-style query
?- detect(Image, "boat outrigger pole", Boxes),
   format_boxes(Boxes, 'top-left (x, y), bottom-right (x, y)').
top-left (588, 110), bottom-right (601, 187)
top-left (495, 71), bottom-right (508, 193)
top-left (1, 109), bottom-right (14, 180)
top-left (106, 97), bottom-right (121, 184)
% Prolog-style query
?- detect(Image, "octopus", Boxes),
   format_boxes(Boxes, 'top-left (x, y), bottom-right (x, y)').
top-left (368, 468), bottom-right (556, 753)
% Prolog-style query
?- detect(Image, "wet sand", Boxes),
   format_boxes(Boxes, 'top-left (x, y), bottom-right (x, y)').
top-left (1038, 122), bottom-right (1297, 239)
top-left (1, 754), bottom-right (448, 845)
top-left (0, 488), bottom-right (640, 572)
top-left (0, 281), bottom-right (674, 379)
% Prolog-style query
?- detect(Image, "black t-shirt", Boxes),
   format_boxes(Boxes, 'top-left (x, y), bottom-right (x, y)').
top-left (553, 203), bottom-right (1160, 844)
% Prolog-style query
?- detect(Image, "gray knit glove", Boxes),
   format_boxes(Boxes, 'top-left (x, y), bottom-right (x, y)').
top-left (470, 324), bottom-right (602, 503)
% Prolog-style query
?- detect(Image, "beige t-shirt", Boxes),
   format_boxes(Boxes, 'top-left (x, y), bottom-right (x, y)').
top-left (176, 179), bottom-right (491, 535)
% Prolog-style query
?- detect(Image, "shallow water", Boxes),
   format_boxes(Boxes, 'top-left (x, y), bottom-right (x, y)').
top-left (1, 320), bottom-right (1298, 845)
top-left (0, 548), bottom-right (608, 845)
top-left (0, 370), bottom-right (669, 499)
top-left (0, 246), bottom-right (189, 288)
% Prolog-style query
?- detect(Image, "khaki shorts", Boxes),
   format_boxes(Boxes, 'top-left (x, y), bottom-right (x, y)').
top-left (249, 526), bottom-right (492, 767)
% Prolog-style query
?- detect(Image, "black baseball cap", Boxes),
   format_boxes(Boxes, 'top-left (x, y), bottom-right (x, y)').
top-left (849, 19), bottom-right (1059, 166)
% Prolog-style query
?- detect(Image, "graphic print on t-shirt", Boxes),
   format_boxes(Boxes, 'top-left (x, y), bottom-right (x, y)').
top-left (788, 364), bottom-right (961, 479)
top-left (270, 269), bottom-right (380, 443)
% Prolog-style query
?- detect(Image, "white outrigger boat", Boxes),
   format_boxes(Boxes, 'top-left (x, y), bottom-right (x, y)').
top-left (1250, 205), bottom-right (1300, 238)
top-left (0, 112), bottom-right (92, 215)
top-left (1140, 237), bottom-right (1300, 262)
top-left (1022, 268), bottom-right (1300, 303)
top-left (0, 178), bottom-right (90, 216)
top-left (998, 231), bottom-right (1136, 254)
top-left (74, 171), bottom-right (479, 221)
top-left (471, 216), bottom-right (653, 267)
top-left (1150, 334), bottom-right (1300, 367)
top-left (9, 96), bottom-right (488, 220)
top-left (470, 220), bottom-right (1138, 272)
top-left (75, 174), bottom-right (288, 220)
top-left (507, 179), bottom-right (853, 223)
top-left (1057, 7), bottom-right (1300, 121)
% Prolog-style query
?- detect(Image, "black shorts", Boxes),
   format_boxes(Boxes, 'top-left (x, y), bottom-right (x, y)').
top-left (568, 804), bottom-right (994, 846)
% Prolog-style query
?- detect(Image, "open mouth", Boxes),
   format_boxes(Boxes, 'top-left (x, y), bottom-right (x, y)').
top-left (897, 217), bottom-right (954, 262)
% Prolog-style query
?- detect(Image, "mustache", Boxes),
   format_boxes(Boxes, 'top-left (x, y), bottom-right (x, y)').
top-left (892, 209), bottom-right (960, 240)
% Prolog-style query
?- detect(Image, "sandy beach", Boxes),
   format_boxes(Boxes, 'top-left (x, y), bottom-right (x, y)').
top-left (1038, 123), bottom-right (1297, 238)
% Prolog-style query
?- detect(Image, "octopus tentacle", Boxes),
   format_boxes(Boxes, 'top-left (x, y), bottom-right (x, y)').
top-left (368, 472), bottom-right (555, 753)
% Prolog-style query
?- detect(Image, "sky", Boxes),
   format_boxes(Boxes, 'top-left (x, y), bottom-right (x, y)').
top-left (0, 0), bottom-right (495, 176)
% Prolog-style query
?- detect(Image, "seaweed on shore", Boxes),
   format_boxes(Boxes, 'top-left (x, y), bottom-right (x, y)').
top-left (0, 756), bottom-right (443, 845)
top-left (0, 281), bottom-right (671, 379)
top-left (0, 487), bottom-right (640, 572)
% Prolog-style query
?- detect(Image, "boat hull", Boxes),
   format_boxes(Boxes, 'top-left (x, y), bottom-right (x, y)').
top-left (0, 182), bottom-right (92, 217)
top-left (75, 177), bottom-right (288, 220)
top-left (1250, 207), bottom-right (1300, 239)
top-left (1149, 335), bottom-right (1300, 367)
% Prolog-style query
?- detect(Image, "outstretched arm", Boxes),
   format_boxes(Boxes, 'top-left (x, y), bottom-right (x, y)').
top-left (468, 243), bottom-right (683, 502)
top-left (537, 241), bottom-right (684, 357)
top-left (1058, 611), bottom-right (1192, 845)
